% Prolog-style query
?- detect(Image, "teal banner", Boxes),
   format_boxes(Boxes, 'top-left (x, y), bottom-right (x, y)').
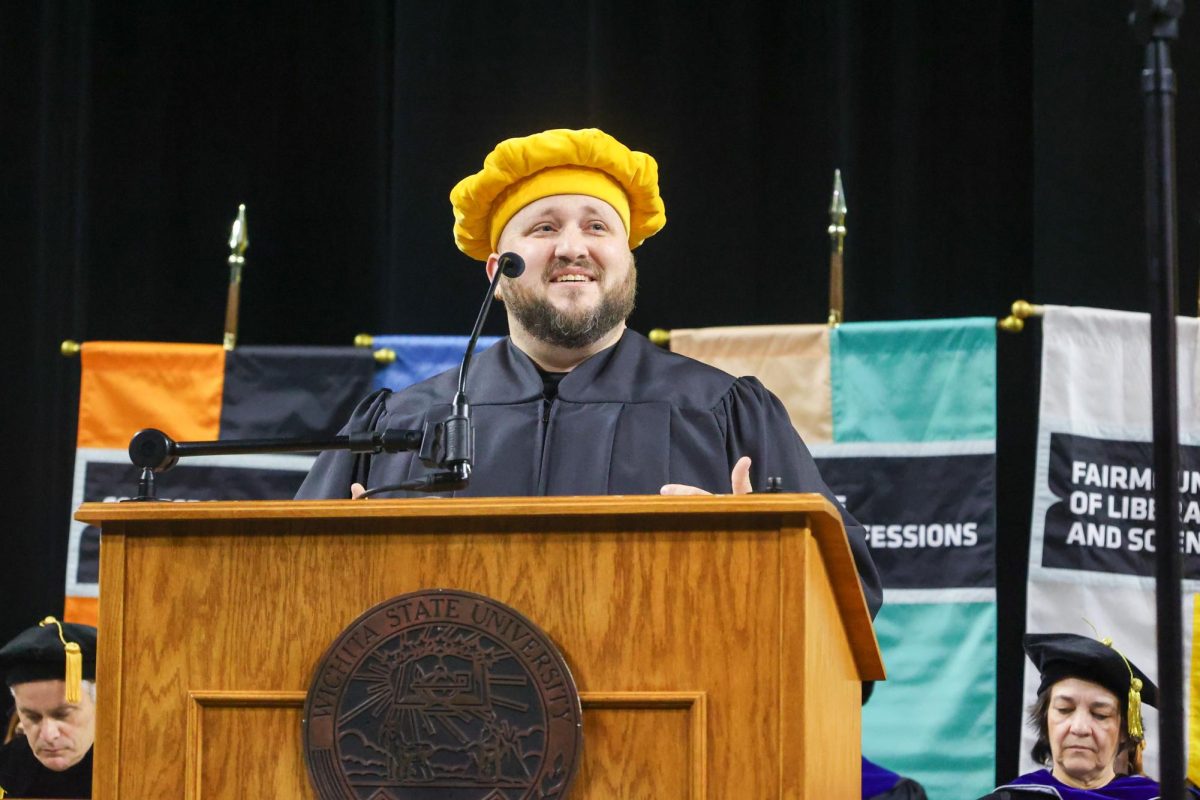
top-left (831, 317), bottom-right (997, 443)
top-left (818, 317), bottom-right (997, 799)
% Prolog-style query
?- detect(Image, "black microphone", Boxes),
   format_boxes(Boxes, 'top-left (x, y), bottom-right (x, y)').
top-left (360, 251), bottom-right (525, 498)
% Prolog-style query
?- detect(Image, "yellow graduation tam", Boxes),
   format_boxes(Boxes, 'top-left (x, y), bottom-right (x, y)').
top-left (450, 128), bottom-right (667, 261)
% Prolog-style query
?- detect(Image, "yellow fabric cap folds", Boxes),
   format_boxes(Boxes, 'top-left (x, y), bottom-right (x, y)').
top-left (488, 167), bottom-right (631, 253)
top-left (451, 128), bottom-right (666, 261)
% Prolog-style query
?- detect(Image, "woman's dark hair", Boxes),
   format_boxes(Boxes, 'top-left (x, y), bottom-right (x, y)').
top-left (1028, 690), bottom-right (1053, 765)
top-left (1027, 686), bottom-right (1144, 774)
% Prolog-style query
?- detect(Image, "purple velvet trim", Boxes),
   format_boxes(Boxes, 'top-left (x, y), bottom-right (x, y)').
top-left (1004, 769), bottom-right (1162, 799)
top-left (862, 757), bottom-right (902, 798)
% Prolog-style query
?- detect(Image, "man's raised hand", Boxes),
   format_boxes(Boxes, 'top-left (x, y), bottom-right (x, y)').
top-left (660, 456), bottom-right (752, 496)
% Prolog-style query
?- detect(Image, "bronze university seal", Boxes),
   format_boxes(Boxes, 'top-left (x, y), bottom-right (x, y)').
top-left (303, 590), bottom-right (582, 799)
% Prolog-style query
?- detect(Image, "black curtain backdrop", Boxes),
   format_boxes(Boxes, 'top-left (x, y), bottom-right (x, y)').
top-left (2, 0), bottom-right (1196, 784)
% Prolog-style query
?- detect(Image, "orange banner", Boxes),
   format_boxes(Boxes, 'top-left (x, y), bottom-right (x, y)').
top-left (67, 341), bottom-right (225, 626)
top-left (64, 596), bottom-right (99, 627)
top-left (76, 341), bottom-right (225, 449)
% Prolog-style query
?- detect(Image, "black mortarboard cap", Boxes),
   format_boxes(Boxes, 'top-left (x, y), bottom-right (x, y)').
top-left (1024, 632), bottom-right (1157, 706)
top-left (1024, 632), bottom-right (1156, 739)
top-left (0, 619), bottom-right (97, 692)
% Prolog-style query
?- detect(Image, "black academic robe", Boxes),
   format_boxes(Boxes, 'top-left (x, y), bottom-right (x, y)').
top-left (0, 737), bottom-right (92, 798)
top-left (297, 330), bottom-right (882, 617)
top-left (870, 778), bottom-right (928, 800)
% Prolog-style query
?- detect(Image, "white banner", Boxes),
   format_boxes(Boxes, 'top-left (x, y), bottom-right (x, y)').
top-left (1023, 305), bottom-right (1200, 779)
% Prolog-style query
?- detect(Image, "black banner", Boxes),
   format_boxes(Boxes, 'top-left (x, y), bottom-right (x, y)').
top-left (816, 453), bottom-right (995, 590)
top-left (220, 345), bottom-right (375, 438)
top-left (1042, 431), bottom-right (1200, 578)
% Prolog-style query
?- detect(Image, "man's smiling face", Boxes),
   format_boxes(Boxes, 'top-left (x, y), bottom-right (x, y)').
top-left (492, 194), bottom-right (636, 350)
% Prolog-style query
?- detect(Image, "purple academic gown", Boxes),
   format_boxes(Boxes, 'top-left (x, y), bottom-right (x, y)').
top-left (980, 769), bottom-right (1199, 799)
top-left (863, 756), bottom-right (927, 799)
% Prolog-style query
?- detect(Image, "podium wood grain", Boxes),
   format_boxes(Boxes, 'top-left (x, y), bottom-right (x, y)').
top-left (79, 495), bottom-right (882, 799)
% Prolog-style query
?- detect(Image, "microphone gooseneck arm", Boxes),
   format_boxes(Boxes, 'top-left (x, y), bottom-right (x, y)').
top-left (129, 427), bottom-right (426, 473)
top-left (361, 252), bottom-right (526, 499)
top-left (456, 252), bottom-right (526, 404)
top-left (126, 426), bottom-right (426, 501)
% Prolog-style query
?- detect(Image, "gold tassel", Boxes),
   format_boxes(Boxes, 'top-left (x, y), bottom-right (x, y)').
top-left (1088, 622), bottom-right (1144, 741)
top-left (63, 641), bottom-right (82, 704)
top-left (39, 617), bottom-right (82, 704)
top-left (1128, 676), bottom-right (1144, 740)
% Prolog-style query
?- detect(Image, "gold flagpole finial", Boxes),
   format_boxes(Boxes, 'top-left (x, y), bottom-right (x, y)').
top-left (829, 168), bottom-right (847, 221)
top-left (38, 617), bottom-right (82, 704)
top-left (353, 334), bottom-right (395, 362)
top-left (229, 203), bottom-right (249, 256)
top-left (997, 299), bottom-right (1045, 333)
top-left (224, 204), bottom-right (249, 351)
top-left (827, 169), bottom-right (847, 327)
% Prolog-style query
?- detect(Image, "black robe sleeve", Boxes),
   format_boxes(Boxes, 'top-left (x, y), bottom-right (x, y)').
top-left (721, 377), bottom-right (883, 618)
top-left (974, 789), bottom-right (1055, 799)
top-left (869, 777), bottom-right (929, 800)
top-left (294, 389), bottom-right (393, 499)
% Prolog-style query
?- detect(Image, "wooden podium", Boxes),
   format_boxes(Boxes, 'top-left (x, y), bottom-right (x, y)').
top-left (76, 494), bottom-right (883, 799)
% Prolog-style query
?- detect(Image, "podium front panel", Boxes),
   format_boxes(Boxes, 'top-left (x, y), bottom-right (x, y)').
top-left (82, 496), bottom-right (880, 799)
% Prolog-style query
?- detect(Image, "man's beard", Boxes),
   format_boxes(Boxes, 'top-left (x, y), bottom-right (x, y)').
top-left (503, 259), bottom-right (637, 349)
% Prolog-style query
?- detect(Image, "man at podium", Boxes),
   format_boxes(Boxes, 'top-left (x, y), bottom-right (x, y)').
top-left (0, 619), bottom-right (96, 799)
top-left (297, 127), bottom-right (881, 618)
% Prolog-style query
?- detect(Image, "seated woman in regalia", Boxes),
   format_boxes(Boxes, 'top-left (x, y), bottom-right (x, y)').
top-left (979, 631), bottom-right (1195, 799)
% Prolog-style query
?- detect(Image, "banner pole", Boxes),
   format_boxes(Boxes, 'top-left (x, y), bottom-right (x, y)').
top-left (827, 170), bottom-right (846, 327)
top-left (224, 204), bottom-right (248, 351)
top-left (1132, 1), bottom-right (1184, 795)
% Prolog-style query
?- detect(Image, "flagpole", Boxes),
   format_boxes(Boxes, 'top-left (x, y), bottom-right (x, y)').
top-left (224, 204), bottom-right (248, 351)
top-left (1132, 1), bottom-right (1184, 795)
top-left (828, 170), bottom-right (847, 327)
